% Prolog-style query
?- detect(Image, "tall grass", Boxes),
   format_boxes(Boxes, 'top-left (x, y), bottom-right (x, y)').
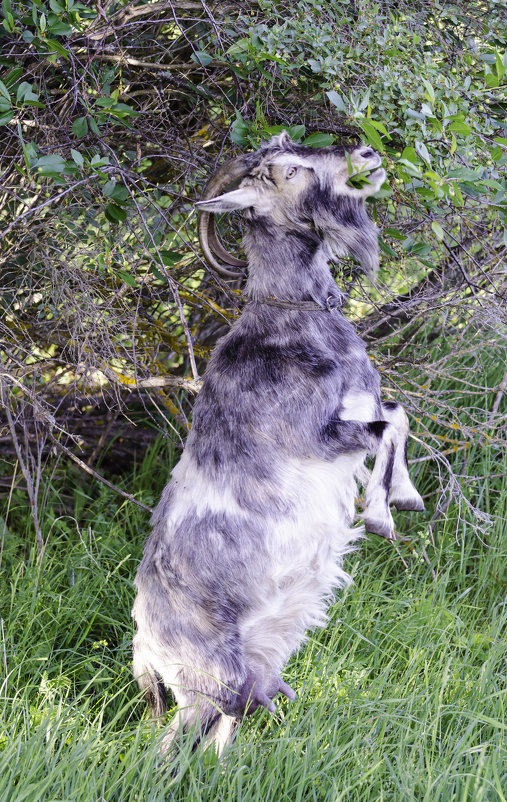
top-left (1, 375), bottom-right (505, 801)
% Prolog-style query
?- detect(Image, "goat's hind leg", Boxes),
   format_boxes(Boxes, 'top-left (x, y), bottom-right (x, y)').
top-left (381, 401), bottom-right (424, 513)
top-left (161, 698), bottom-right (237, 758)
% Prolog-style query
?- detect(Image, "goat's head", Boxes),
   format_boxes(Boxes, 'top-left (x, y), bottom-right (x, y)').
top-left (197, 132), bottom-right (386, 279)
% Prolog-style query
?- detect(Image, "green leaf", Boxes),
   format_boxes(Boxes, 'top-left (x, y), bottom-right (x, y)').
top-left (72, 116), bottom-right (88, 137)
top-left (415, 141), bottom-right (431, 164)
top-left (495, 50), bottom-right (506, 80)
top-left (378, 237), bottom-right (397, 258)
top-left (446, 167), bottom-right (480, 180)
top-left (406, 107), bottom-right (425, 120)
top-left (431, 221), bottom-right (444, 240)
top-left (0, 79), bottom-right (10, 102)
top-left (451, 186), bottom-right (464, 206)
top-left (404, 240), bottom-right (431, 256)
top-left (365, 119), bottom-right (390, 137)
top-left (116, 269), bottom-right (137, 287)
top-left (192, 51), bottom-right (213, 67)
top-left (4, 67), bottom-right (23, 87)
top-left (47, 16), bottom-right (72, 35)
top-left (0, 110), bottom-right (14, 125)
top-left (88, 117), bottom-right (100, 135)
top-left (34, 154), bottom-right (66, 169)
top-left (90, 154), bottom-right (109, 167)
top-left (160, 250), bottom-right (182, 266)
top-left (109, 183), bottom-right (128, 202)
top-left (149, 261), bottom-right (166, 281)
top-left (33, 154), bottom-right (67, 176)
top-left (358, 88), bottom-right (371, 111)
top-left (357, 120), bottom-right (384, 152)
top-left (16, 82), bottom-right (32, 102)
top-left (111, 103), bottom-right (139, 116)
top-left (326, 90), bottom-right (347, 112)
top-left (286, 125), bottom-right (306, 142)
top-left (105, 203), bottom-right (127, 223)
top-left (103, 181), bottom-right (128, 202)
top-left (102, 179), bottom-right (116, 197)
top-left (2, 12), bottom-right (14, 32)
top-left (383, 228), bottom-right (406, 240)
top-left (421, 77), bottom-right (435, 102)
top-left (302, 133), bottom-right (336, 147)
top-left (307, 59), bottom-right (322, 73)
top-left (484, 71), bottom-right (499, 89)
top-left (400, 146), bottom-right (419, 164)
top-left (397, 159), bottom-right (422, 178)
top-left (95, 96), bottom-right (115, 108)
top-left (45, 38), bottom-right (69, 58)
top-left (448, 121), bottom-right (472, 136)
top-left (70, 148), bottom-right (84, 167)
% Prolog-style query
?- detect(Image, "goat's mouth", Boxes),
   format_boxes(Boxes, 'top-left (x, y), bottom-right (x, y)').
top-left (366, 154), bottom-right (382, 169)
top-left (369, 167), bottom-right (386, 182)
top-left (346, 165), bottom-right (386, 191)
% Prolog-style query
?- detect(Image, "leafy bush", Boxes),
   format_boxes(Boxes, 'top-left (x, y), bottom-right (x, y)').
top-left (0, 0), bottom-right (505, 539)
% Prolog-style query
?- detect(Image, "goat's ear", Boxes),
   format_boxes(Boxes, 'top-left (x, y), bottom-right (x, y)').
top-left (195, 186), bottom-right (260, 213)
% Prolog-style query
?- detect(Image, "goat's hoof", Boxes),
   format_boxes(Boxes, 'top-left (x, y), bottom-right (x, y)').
top-left (363, 517), bottom-right (396, 540)
top-left (391, 496), bottom-right (425, 512)
top-left (278, 680), bottom-right (297, 701)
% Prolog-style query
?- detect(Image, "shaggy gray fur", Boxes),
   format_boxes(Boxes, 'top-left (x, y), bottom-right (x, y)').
top-left (132, 133), bottom-right (423, 753)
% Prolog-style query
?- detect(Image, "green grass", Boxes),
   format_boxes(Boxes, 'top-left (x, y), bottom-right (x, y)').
top-left (1, 412), bottom-right (506, 800)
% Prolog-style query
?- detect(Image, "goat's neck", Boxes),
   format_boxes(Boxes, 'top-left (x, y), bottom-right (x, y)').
top-left (243, 219), bottom-right (338, 305)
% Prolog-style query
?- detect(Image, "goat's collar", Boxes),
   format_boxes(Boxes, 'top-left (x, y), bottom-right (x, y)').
top-left (247, 295), bottom-right (342, 312)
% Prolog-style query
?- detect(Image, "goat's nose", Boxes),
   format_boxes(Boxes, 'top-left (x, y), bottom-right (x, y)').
top-left (358, 147), bottom-right (376, 158)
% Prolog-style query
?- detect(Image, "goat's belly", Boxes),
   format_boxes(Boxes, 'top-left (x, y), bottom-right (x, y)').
top-left (239, 453), bottom-right (365, 672)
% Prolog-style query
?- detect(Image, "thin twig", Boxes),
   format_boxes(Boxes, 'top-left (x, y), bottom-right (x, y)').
top-left (47, 431), bottom-right (154, 515)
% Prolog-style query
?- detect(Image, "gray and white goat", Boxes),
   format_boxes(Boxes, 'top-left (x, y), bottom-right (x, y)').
top-left (132, 132), bottom-right (424, 753)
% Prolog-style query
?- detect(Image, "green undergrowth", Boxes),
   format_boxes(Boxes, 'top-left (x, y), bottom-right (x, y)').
top-left (1, 391), bottom-right (506, 801)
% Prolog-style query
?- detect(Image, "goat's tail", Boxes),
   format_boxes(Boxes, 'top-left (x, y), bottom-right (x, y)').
top-left (135, 664), bottom-right (168, 719)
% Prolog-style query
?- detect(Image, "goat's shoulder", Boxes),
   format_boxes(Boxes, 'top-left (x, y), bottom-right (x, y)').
top-left (208, 311), bottom-right (356, 382)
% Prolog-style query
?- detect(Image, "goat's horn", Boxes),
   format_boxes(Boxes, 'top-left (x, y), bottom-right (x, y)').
top-left (197, 154), bottom-right (251, 278)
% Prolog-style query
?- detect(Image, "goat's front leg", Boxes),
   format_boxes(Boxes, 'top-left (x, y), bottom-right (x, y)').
top-left (362, 401), bottom-right (424, 539)
top-left (337, 391), bottom-right (423, 539)
top-left (381, 401), bottom-right (424, 512)
top-left (336, 390), bottom-right (393, 537)
top-left (361, 422), bottom-right (398, 539)
top-left (323, 412), bottom-right (395, 537)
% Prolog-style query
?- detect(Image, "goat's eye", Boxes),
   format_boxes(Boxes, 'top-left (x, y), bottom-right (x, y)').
top-left (286, 166), bottom-right (298, 179)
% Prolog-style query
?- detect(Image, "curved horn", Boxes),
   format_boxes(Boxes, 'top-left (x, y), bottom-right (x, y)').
top-left (197, 154), bottom-right (252, 278)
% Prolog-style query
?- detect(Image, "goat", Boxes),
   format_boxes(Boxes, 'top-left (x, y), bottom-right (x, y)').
top-left (132, 132), bottom-right (424, 754)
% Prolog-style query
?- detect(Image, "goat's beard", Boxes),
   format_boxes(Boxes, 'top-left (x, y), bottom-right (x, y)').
top-left (317, 199), bottom-right (380, 279)
top-left (324, 223), bottom-right (379, 279)
top-left (324, 199), bottom-right (379, 281)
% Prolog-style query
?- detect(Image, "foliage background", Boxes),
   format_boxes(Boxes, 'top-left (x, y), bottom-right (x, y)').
top-left (0, 0), bottom-right (506, 798)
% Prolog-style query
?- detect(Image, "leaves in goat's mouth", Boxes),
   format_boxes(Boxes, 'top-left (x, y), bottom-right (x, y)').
top-left (345, 151), bottom-right (375, 189)
top-left (346, 169), bottom-right (375, 189)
